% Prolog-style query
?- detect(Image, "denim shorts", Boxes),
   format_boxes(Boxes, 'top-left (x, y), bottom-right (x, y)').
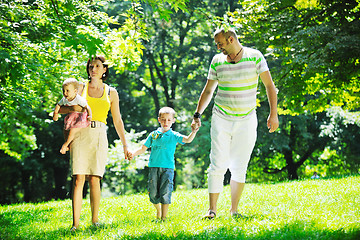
top-left (148, 167), bottom-right (174, 204)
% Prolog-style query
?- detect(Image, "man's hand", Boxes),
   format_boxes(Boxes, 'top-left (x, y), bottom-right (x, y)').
top-left (267, 114), bottom-right (279, 133)
top-left (191, 123), bottom-right (200, 133)
top-left (191, 117), bottom-right (201, 130)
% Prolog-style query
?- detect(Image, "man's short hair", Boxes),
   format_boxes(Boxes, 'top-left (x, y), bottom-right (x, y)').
top-left (158, 107), bottom-right (176, 118)
top-left (214, 28), bottom-right (238, 40)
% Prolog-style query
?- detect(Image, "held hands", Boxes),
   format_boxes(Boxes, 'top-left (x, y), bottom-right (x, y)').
top-left (191, 117), bottom-right (201, 131)
top-left (127, 151), bottom-right (133, 161)
top-left (123, 145), bottom-right (133, 161)
top-left (191, 123), bottom-right (200, 133)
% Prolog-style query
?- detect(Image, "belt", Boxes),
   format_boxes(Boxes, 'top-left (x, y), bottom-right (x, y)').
top-left (90, 121), bottom-right (106, 128)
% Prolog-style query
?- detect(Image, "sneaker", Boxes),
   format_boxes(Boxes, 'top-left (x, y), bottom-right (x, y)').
top-left (93, 222), bottom-right (102, 227)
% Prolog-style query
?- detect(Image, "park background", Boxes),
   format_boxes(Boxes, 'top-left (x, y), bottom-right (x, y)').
top-left (0, 0), bottom-right (359, 206)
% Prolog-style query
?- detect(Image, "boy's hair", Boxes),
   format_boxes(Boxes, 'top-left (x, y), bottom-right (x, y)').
top-left (62, 78), bottom-right (79, 89)
top-left (158, 107), bottom-right (176, 118)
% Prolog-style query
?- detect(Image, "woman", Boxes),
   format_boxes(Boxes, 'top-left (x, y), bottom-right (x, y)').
top-left (60, 56), bottom-right (129, 231)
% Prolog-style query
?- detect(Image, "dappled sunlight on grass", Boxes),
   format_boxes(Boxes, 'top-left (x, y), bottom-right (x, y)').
top-left (1, 176), bottom-right (359, 239)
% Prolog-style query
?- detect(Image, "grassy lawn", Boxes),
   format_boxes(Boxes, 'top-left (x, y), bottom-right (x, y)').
top-left (1, 176), bottom-right (359, 239)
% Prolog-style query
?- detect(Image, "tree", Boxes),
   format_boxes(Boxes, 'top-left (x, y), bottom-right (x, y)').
top-left (102, 0), bottom-right (243, 192)
top-left (228, 0), bottom-right (360, 114)
top-left (214, 0), bottom-right (360, 180)
top-left (320, 107), bottom-right (360, 175)
top-left (250, 103), bottom-right (331, 180)
top-left (0, 0), bottom-right (187, 203)
top-left (0, 0), bottom-right (147, 160)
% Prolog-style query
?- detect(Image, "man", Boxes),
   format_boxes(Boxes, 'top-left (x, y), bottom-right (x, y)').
top-left (192, 28), bottom-right (279, 219)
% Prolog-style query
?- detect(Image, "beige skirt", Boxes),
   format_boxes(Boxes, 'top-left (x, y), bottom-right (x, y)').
top-left (70, 121), bottom-right (108, 178)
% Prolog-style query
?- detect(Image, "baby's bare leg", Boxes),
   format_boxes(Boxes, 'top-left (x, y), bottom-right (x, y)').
top-left (60, 128), bottom-right (81, 154)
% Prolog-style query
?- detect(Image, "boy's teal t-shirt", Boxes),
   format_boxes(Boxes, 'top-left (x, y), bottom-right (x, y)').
top-left (144, 128), bottom-right (185, 169)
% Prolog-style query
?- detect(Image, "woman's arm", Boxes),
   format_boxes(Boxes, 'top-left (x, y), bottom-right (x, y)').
top-left (58, 105), bottom-right (84, 114)
top-left (109, 87), bottom-right (129, 158)
top-left (85, 104), bottom-right (92, 121)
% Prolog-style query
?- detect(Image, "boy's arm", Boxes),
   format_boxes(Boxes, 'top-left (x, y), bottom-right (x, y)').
top-left (53, 104), bottom-right (61, 121)
top-left (182, 128), bottom-right (199, 143)
top-left (131, 145), bottom-right (148, 158)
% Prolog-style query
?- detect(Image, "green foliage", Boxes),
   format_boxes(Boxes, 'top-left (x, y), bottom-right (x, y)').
top-left (1, 0), bottom-right (359, 203)
top-left (0, 0), bottom-right (190, 203)
top-left (140, 0), bottom-right (189, 21)
top-left (319, 107), bottom-right (360, 173)
top-left (104, 130), bottom-right (149, 195)
top-left (105, 0), bottom-right (237, 191)
top-left (0, 0), bottom-right (158, 160)
top-left (248, 104), bottom-right (360, 182)
top-left (0, 176), bottom-right (359, 239)
top-left (206, 0), bottom-right (360, 181)
top-left (177, 121), bottom-right (211, 189)
top-left (225, 0), bottom-right (360, 114)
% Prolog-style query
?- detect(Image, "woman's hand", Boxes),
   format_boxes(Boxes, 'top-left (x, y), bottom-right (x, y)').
top-left (123, 145), bottom-right (131, 160)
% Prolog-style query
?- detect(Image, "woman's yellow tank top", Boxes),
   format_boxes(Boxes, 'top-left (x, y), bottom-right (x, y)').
top-left (82, 82), bottom-right (111, 124)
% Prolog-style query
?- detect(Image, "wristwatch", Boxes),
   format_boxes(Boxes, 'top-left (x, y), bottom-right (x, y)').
top-left (193, 112), bottom-right (201, 118)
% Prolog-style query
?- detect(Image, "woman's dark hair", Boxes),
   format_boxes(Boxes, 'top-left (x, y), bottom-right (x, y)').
top-left (86, 55), bottom-right (109, 81)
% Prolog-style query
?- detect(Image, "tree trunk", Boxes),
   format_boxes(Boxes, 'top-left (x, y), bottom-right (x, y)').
top-left (285, 121), bottom-right (299, 180)
top-left (21, 170), bottom-right (31, 202)
top-left (53, 167), bottom-right (68, 200)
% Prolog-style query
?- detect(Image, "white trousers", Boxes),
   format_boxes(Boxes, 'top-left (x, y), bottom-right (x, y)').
top-left (208, 112), bottom-right (257, 193)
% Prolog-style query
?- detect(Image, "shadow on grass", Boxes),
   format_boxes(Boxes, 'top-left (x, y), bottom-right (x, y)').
top-left (119, 223), bottom-right (360, 240)
top-left (1, 216), bottom-right (360, 240)
top-left (1, 207), bottom-right (359, 240)
top-left (0, 207), bottom-right (55, 227)
top-left (0, 207), bottom-right (57, 240)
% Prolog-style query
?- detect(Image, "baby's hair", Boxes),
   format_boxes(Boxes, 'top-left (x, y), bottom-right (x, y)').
top-left (158, 107), bottom-right (176, 118)
top-left (62, 78), bottom-right (79, 89)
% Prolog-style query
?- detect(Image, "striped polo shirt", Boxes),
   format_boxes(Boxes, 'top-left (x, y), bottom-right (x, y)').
top-left (207, 47), bottom-right (269, 120)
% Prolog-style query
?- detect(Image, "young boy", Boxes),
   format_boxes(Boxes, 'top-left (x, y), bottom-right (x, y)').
top-left (129, 107), bottom-right (198, 221)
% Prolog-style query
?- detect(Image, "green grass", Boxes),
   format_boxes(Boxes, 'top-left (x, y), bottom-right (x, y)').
top-left (1, 176), bottom-right (359, 239)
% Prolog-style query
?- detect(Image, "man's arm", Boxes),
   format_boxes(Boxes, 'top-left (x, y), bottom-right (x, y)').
top-left (192, 79), bottom-right (218, 128)
top-left (259, 71), bottom-right (279, 133)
